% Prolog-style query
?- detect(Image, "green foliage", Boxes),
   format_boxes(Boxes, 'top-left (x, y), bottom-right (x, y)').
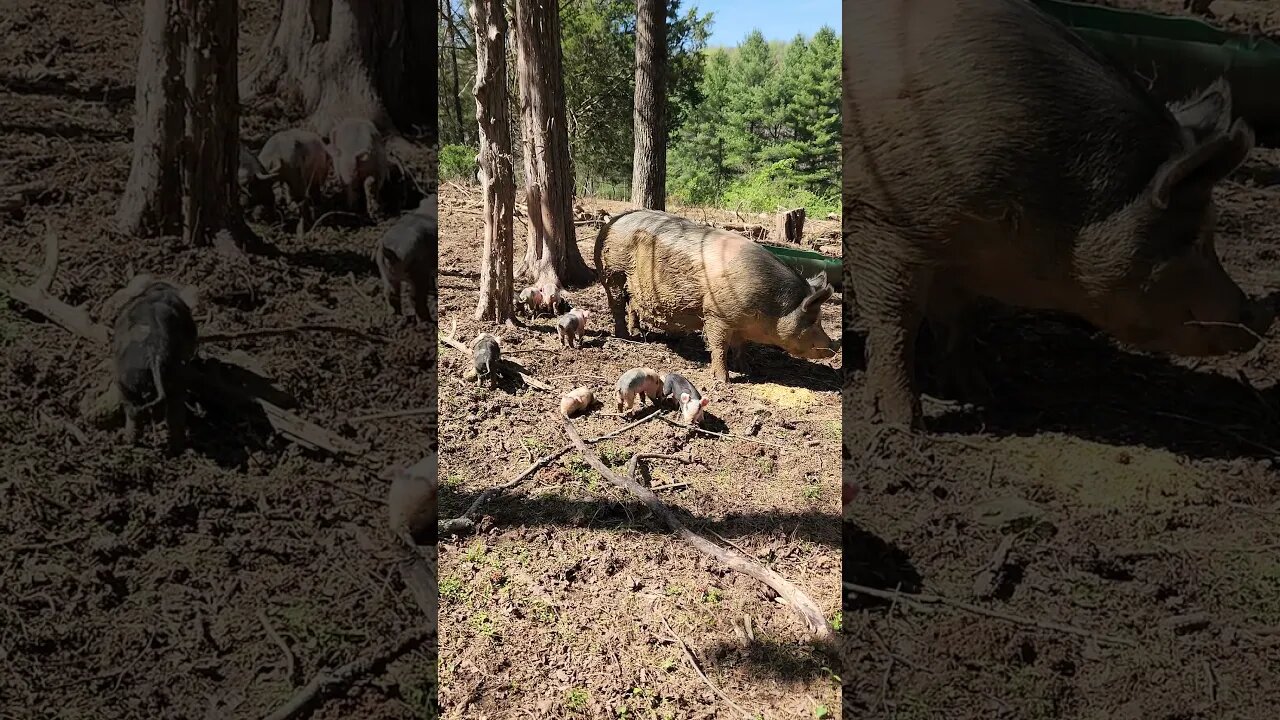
top-left (439, 144), bottom-right (478, 181)
top-left (669, 27), bottom-right (840, 214)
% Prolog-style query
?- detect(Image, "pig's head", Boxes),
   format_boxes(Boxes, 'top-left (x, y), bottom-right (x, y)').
top-left (776, 275), bottom-right (840, 360)
top-left (1076, 79), bottom-right (1273, 356)
top-left (679, 393), bottom-right (709, 425)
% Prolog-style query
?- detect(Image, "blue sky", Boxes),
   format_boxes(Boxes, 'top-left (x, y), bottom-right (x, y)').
top-left (692, 0), bottom-right (838, 47)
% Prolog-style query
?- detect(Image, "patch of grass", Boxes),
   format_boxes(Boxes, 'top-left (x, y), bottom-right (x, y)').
top-left (803, 483), bottom-right (822, 501)
top-left (756, 457), bottom-right (775, 474)
top-left (702, 588), bottom-right (723, 604)
top-left (523, 436), bottom-right (550, 456)
top-left (439, 575), bottom-right (471, 604)
top-left (659, 657), bottom-right (677, 672)
top-left (278, 602), bottom-right (348, 665)
top-left (824, 420), bottom-right (840, 440)
top-left (813, 708), bottom-right (831, 720)
top-left (441, 472), bottom-right (464, 489)
top-left (598, 442), bottom-right (632, 467)
top-left (664, 584), bottom-right (684, 597)
top-left (828, 610), bottom-right (842, 632)
top-left (565, 688), bottom-right (589, 712)
top-left (471, 611), bottom-right (497, 638)
top-left (463, 542), bottom-right (489, 564)
top-left (528, 598), bottom-right (557, 624)
top-left (400, 669), bottom-right (438, 719)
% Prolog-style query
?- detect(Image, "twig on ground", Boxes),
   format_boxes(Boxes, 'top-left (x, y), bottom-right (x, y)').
top-left (200, 324), bottom-right (386, 344)
top-left (649, 482), bottom-right (690, 492)
top-left (563, 414), bottom-right (831, 638)
top-left (258, 610), bottom-right (297, 685)
top-left (658, 417), bottom-right (788, 449)
top-left (660, 616), bottom-right (753, 719)
top-left (261, 625), bottom-right (434, 720)
top-left (348, 407), bottom-right (436, 423)
top-left (843, 582), bottom-right (1137, 647)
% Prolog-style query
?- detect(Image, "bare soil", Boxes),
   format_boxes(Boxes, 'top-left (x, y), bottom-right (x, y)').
top-left (3, 1), bottom-right (437, 717)
top-left (436, 188), bottom-right (843, 719)
top-left (844, 1), bottom-right (1280, 718)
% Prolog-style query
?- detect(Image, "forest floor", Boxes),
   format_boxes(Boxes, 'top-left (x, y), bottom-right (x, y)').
top-left (3, 1), bottom-right (437, 718)
top-left (844, 1), bottom-right (1280, 719)
top-left (436, 186), bottom-right (843, 719)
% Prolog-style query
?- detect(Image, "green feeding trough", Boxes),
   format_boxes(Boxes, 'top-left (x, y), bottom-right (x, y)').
top-left (759, 242), bottom-right (842, 291)
top-left (1030, 0), bottom-right (1280, 146)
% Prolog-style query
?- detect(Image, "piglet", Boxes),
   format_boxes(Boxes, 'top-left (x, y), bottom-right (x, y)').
top-left (517, 287), bottom-right (544, 317)
top-left (616, 367), bottom-right (662, 414)
top-left (660, 372), bottom-right (709, 425)
top-left (377, 203), bottom-right (437, 323)
top-left (560, 387), bottom-right (594, 417)
top-left (472, 333), bottom-right (501, 386)
top-left (111, 277), bottom-right (199, 455)
top-left (556, 308), bottom-right (590, 349)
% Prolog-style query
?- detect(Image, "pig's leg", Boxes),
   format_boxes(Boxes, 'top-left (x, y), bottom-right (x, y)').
top-left (364, 176), bottom-right (382, 220)
top-left (123, 403), bottom-right (141, 445)
top-left (855, 247), bottom-right (926, 428)
top-left (923, 284), bottom-right (990, 403)
top-left (164, 384), bottom-right (187, 456)
top-left (704, 317), bottom-right (733, 383)
top-left (409, 270), bottom-right (432, 325)
top-left (602, 279), bottom-right (629, 337)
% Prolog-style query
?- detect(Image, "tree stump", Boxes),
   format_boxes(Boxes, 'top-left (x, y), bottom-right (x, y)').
top-left (774, 207), bottom-right (806, 244)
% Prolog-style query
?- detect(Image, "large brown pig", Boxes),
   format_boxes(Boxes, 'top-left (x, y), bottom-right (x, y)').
top-left (596, 210), bottom-right (839, 382)
top-left (845, 0), bottom-right (1274, 428)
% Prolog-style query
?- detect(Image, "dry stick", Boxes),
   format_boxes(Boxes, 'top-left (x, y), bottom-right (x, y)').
top-left (843, 582), bottom-right (1137, 648)
top-left (258, 609), bottom-right (297, 685)
top-left (562, 414), bottom-right (831, 639)
top-left (200, 324), bottom-right (386, 344)
top-left (660, 616), bottom-right (753, 719)
top-left (658, 416), bottom-right (788, 450)
top-left (626, 453), bottom-right (692, 482)
top-left (260, 625), bottom-right (434, 720)
top-left (348, 407), bottom-right (436, 423)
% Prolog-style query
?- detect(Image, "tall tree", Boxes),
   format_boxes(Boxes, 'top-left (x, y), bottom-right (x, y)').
top-left (240, 0), bottom-right (436, 139)
top-left (514, 0), bottom-right (592, 290)
top-left (116, 0), bottom-right (185, 237)
top-left (118, 0), bottom-right (253, 250)
top-left (442, 0), bottom-right (470, 145)
top-left (472, 0), bottom-right (516, 322)
top-left (630, 0), bottom-right (667, 209)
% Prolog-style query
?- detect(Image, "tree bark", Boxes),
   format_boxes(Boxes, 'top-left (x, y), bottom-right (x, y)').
top-left (116, 0), bottom-right (185, 237)
top-left (241, 0), bottom-right (435, 138)
top-left (514, 0), bottom-right (593, 290)
top-left (472, 0), bottom-right (515, 323)
top-left (630, 0), bottom-right (667, 210)
top-left (181, 0), bottom-right (252, 249)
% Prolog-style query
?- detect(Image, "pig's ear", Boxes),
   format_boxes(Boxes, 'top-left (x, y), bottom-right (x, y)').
top-left (699, 397), bottom-right (710, 409)
top-left (802, 285), bottom-right (834, 313)
top-left (1169, 77), bottom-right (1233, 142)
top-left (1152, 118), bottom-right (1254, 209)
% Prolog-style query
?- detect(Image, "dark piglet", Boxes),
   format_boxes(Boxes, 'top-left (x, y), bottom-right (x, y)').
top-left (472, 333), bottom-right (501, 386)
top-left (659, 372), bottom-right (709, 425)
top-left (111, 278), bottom-right (199, 454)
top-left (377, 198), bottom-right (437, 323)
top-left (555, 308), bottom-right (591, 348)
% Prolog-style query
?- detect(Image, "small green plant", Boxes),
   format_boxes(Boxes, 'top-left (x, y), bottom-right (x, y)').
top-left (463, 542), bottom-right (488, 564)
top-left (471, 611), bottom-right (497, 638)
top-left (756, 457), bottom-right (775, 474)
top-left (439, 143), bottom-right (478, 181)
top-left (440, 576), bottom-right (470, 604)
top-left (598, 443), bottom-right (631, 466)
top-left (442, 473), bottom-right (464, 488)
top-left (829, 611), bottom-right (843, 632)
top-left (814, 704), bottom-right (831, 719)
top-left (659, 657), bottom-right (676, 672)
top-left (524, 436), bottom-right (550, 455)
top-left (803, 484), bottom-right (822, 501)
top-left (702, 588), bottom-right (723, 604)
top-left (565, 688), bottom-right (589, 711)
top-left (664, 584), bottom-right (683, 597)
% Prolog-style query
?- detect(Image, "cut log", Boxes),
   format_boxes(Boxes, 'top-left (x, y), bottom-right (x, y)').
top-left (774, 207), bottom-right (805, 244)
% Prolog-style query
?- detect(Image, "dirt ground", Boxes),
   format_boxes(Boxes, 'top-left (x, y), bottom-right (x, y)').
top-left (436, 189), bottom-right (843, 718)
top-left (844, 1), bottom-right (1280, 718)
top-left (2, 1), bottom-right (437, 718)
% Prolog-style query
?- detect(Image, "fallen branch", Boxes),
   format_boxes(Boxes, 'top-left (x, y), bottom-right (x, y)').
top-left (260, 625), bottom-right (434, 720)
top-left (562, 414), bottom-right (831, 639)
top-left (200, 324), bottom-right (386, 345)
top-left (626, 453), bottom-right (692, 482)
top-left (438, 444), bottom-right (573, 535)
top-left (660, 616), bottom-right (752, 719)
top-left (659, 417), bottom-right (788, 450)
top-left (842, 582), bottom-right (1137, 648)
top-left (438, 330), bottom-right (552, 391)
top-left (3, 232), bottom-right (363, 457)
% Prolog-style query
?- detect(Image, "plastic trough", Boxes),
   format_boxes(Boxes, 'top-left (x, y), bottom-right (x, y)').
top-left (758, 243), bottom-right (842, 291)
top-left (1031, 0), bottom-right (1280, 146)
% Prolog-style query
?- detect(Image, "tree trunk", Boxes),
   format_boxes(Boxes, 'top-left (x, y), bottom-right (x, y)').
top-left (630, 0), bottom-right (667, 210)
top-left (241, 0), bottom-right (435, 138)
top-left (116, 0), bottom-right (185, 237)
top-left (444, 0), bottom-right (469, 145)
top-left (514, 0), bottom-right (593, 290)
top-left (472, 0), bottom-right (515, 323)
top-left (181, 0), bottom-right (253, 250)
